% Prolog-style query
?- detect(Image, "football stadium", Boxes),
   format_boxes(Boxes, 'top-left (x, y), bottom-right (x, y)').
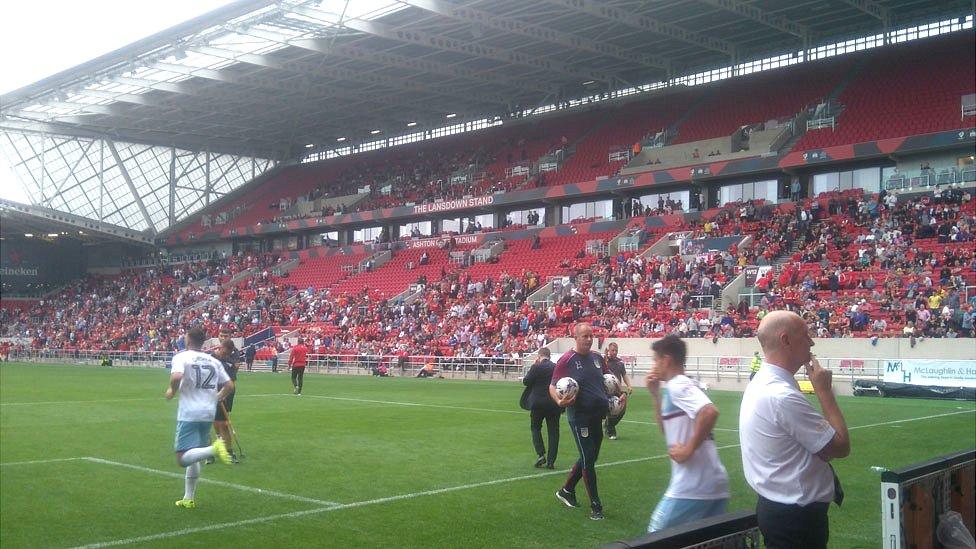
top-left (1, 1), bottom-right (975, 547)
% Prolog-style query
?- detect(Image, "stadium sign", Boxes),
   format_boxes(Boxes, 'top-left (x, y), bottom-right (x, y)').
top-left (0, 266), bottom-right (39, 277)
top-left (413, 195), bottom-right (494, 214)
top-left (883, 359), bottom-right (976, 388)
top-left (407, 234), bottom-right (481, 249)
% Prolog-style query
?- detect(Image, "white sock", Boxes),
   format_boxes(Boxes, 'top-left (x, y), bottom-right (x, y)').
top-left (183, 462), bottom-right (200, 500)
top-left (179, 446), bottom-right (215, 466)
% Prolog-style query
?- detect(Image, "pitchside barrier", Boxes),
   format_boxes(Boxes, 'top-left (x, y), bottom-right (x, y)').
top-left (881, 449), bottom-right (975, 549)
top-left (5, 350), bottom-right (974, 395)
top-left (602, 510), bottom-right (760, 549)
top-left (0, 349), bottom-right (960, 384)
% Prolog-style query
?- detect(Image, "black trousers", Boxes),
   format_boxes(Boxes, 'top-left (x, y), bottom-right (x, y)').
top-left (756, 496), bottom-right (829, 549)
top-left (291, 367), bottom-right (305, 392)
top-left (564, 416), bottom-right (604, 509)
top-left (530, 409), bottom-right (560, 465)
top-left (605, 408), bottom-right (625, 434)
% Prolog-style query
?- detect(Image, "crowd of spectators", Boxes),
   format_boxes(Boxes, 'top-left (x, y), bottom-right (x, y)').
top-left (4, 188), bottom-right (973, 360)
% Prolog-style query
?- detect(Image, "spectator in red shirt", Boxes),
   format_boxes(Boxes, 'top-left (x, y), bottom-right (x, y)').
top-left (288, 338), bottom-right (310, 396)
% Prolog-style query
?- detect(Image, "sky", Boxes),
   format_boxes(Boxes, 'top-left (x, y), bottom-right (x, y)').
top-left (0, 0), bottom-right (236, 204)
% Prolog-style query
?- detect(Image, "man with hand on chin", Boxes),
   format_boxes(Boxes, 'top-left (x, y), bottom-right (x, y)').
top-left (645, 335), bottom-right (729, 532)
top-left (740, 310), bottom-right (850, 549)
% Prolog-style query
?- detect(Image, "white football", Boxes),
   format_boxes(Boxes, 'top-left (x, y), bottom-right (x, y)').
top-left (608, 395), bottom-right (626, 417)
top-left (555, 377), bottom-right (579, 399)
top-left (603, 373), bottom-right (621, 396)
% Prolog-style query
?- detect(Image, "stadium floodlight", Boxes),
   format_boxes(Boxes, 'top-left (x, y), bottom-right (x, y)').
top-left (305, 143), bottom-right (314, 148)
top-left (407, 122), bottom-right (418, 127)
top-left (336, 137), bottom-right (346, 142)
top-left (24, 234), bottom-right (33, 238)
top-left (582, 80), bottom-right (595, 85)
top-left (47, 233), bottom-right (59, 238)
top-left (370, 129), bottom-right (381, 134)
top-left (445, 113), bottom-right (457, 118)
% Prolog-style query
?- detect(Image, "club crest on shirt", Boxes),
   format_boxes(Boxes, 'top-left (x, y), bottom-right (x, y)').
top-left (580, 427), bottom-right (589, 438)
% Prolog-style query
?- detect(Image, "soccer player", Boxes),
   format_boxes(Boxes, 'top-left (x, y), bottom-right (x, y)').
top-left (646, 335), bottom-right (729, 532)
top-left (603, 342), bottom-right (633, 440)
top-left (166, 326), bottom-right (234, 509)
top-left (288, 338), bottom-right (309, 395)
top-left (551, 322), bottom-right (621, 521)
top-left (212, 337), bottom-right (240, 463)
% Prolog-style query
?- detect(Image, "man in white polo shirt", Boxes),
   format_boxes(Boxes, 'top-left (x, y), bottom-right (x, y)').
top-left (740, 311), bottom-right (850, 548)
top-left (646, 335), bottom-right (729, 532)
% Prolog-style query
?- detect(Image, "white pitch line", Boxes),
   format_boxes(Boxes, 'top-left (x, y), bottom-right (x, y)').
top-left (0, 457), bottom-right (87, 466)
top-left (251, 393), bottom-right (739, 433)
top-left (0, 393), bottom-right (284, 407)
top-left (251, 393), bottom-right (742, 431)
top-left (82, 457), bottom-right (339, 507)
top-left (846, 409), bottom-right (975, 431)
top-left (251, 393), bottom-right (529, 416)
top-left (69, 408), bottom-right (976, 548)
top-left (0, 397), bottom-right (159, 407)
top-left (70, 506), bottom-right (337, 549)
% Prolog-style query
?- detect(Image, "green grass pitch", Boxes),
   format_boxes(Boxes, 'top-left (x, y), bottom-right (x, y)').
top-left (1, 362), bottom-right (974, 548)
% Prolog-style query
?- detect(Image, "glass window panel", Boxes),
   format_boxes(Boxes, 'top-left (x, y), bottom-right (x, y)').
top-left (853, 167), bottom-right (880, 193)
top-left (812, 172), bottom-right (840, 195)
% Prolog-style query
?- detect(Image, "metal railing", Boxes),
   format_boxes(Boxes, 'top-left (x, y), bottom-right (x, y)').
top-left (8, 349), bottom-right (898, 388)
top-left (885, 167), bottom-right (976, 191)
top-left (806, 116), bottom-right (835, 131)
top-left (618, 355), bottom-right (895, 388)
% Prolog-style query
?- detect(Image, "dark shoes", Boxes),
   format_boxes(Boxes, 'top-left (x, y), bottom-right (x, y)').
top-left (534, 455), bottom-right (546, 468)
top-left (555, 488), bottom-right (580, 508)
top-left (590, 507), bottom-right (605, 520)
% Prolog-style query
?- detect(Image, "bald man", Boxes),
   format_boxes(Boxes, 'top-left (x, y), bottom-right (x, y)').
top-left (551, 323), bottom-right (621, 521)
top-left (739, 311), bottom-right (850, 549)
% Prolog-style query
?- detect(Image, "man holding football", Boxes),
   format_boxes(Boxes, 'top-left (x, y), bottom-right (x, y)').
top-left (550, 322), bottom-right (622, 521)
top-left (603, 342), bottom-right (633, 440)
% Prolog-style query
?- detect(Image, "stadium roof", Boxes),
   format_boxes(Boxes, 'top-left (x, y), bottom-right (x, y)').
top-left (0, 199), bottom-right (155, 245)
top-left (0, 0), bottom-right (972, 233)
top-left (3, 0), bottom-right (971, 159)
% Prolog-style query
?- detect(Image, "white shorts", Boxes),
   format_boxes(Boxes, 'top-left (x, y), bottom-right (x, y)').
top-left (649, 496), bottom-right (728, 532)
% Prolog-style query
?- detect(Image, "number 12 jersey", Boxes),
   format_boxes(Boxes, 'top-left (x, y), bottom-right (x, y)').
top-left (171, 350), bottom-right (230, 422)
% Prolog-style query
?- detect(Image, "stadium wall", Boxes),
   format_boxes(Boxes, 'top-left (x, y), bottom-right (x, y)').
top-left (546, 337), bottom-right (976, 395)
top-left (0, 236), bottom-right (86, 289)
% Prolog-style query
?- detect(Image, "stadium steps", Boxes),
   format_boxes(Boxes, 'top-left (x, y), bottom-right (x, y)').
top-left (824, 56), bottom-right (871, 105)
top-left (664, 92), bottom-right (709, 143)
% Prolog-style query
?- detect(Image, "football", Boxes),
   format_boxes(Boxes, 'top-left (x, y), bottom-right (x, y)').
top-left (608, 395), bottom-right (626, 417)
top-left (603, 373), bottom-right (621, 396)
top-left (555, 377), bottom-right (579, 400)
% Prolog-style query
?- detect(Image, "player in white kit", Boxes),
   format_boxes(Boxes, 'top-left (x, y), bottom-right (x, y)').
top-left (166, 326), bottom-right (235, 509)
top-left (645, 335), bottom-right (729, 532)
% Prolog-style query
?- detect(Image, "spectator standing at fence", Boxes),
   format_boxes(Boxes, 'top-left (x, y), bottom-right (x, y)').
top-left (551, 322), bottom-right (619, 521)
top-left (645, 335), bottom-right (729, 532)
top-left (603, 342), bottom-right (633, 440)
top-left (522, 347), bottom-right (561, 469)
top-left (749, 351), bottom-right (762, 380)
top-left (740, 311), bottom-right (850, 549)
top-left (244, 344), bottom-right (255, 372)
top-left (288, 338), bottom-right (309, 396)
